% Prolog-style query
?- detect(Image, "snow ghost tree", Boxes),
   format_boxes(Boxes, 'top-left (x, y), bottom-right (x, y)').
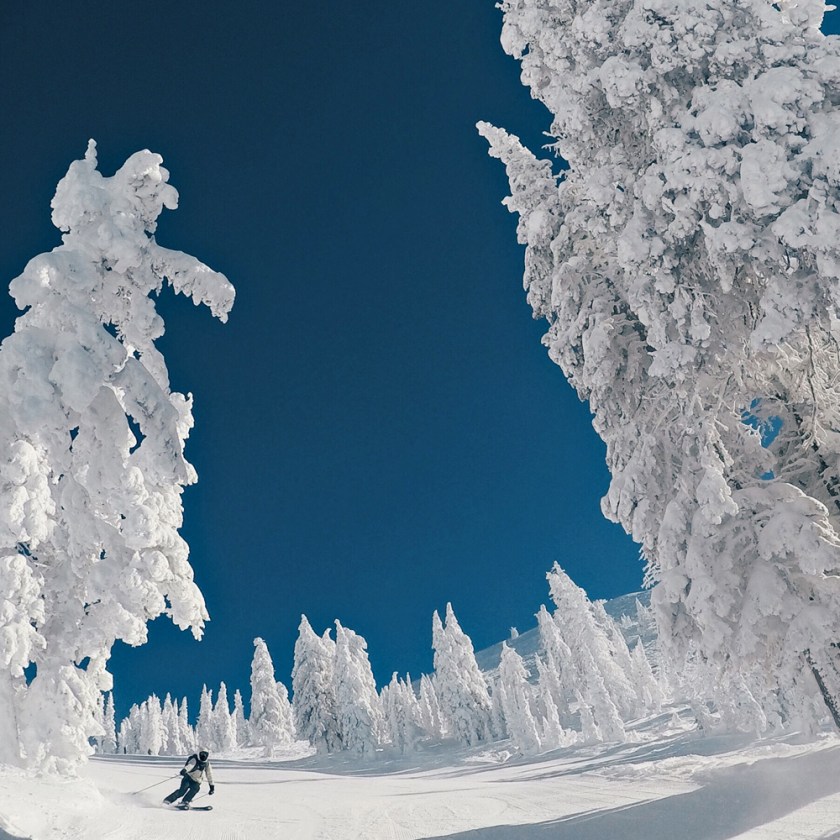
top-left (432, 604), bottom-right (493, 746)
top-left (0, 142), bottom-right (235, 772)
top-left (233, 689), bottom-right (249, 748)
top-left (333, 621), bottom-right (383, 754)
top-left (249, 638), bottom-right (294, 755)
top-left (213, 682), bottom-right (236, 753)
top-left (102, 692), bottom-right (117, 755)
top-left (498, 642), bottom-right (542, 755)
top-left (381, 673), bottom-right (423, 753)
top-left (292, 616), bottom-right (342, 753)
top-left (197, 685), bottom-right (215, 750)
top-left (481, 0), bottom-right (840, 728)
top-left (418, 674), bottom-right (445, 740)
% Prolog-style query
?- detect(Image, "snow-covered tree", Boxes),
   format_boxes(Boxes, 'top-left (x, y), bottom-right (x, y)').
top-left (498, 643), bottom-right (542, 755)
top-left (276, 681), bottom-right (295, 741)
top-left (117, 712), bottom-right (136, 755)
top-left (249, 638), bottom-right (293, 755)
top-left (480, 0), bottom-right (840, 728)
top-left (535, 605), bottom-right (577, 725)
top-left (547, 566), bottom-right (629, 740)
top-left (101, 692), bottom-right (117, 755)
top-left (630, 643), bottom-right (664, 714)
top-left (162, 694), bottom-right (181, 755)
top-left (487, 672), bottom-right (508, 742)
top-left (213, 682), bottom-right (236, 753)
top-left (138, 696), bottom-right (164, 756)
top-left (178, 698), bottom-right (194, 753)
top-left (233, 689), bottom-right (249, 748)
top-left (402, 673), bottom-right (424, 735)
top-left (418, 674), bottom-right (445, 740)
top-left (382, 673), bottom-right (422, 753)
top-left (0, 143), bottom-right (234, 772)
top-left (432, 605), bottom-right (493, 746)
top-left (576, 691), bottom-right (601, 744)
top-left (549, 567), bottom-right (637, 720)
top-left (534, 658), bottom-right (572, 750)
top-left (333, 620), bottom-right (383, 754)
top-left (592, 602), bottom-right (636, 687)
top-left (197, 685), bottom-right (215, 751)
top-left (292, 616), bottom-right (341, 753)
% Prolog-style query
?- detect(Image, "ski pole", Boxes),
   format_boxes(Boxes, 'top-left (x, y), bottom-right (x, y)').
top-left (132, 774), bottom-right (180, 795)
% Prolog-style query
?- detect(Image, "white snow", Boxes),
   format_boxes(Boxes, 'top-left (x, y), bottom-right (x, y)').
top-left (2, 716), bottom-right (839, 839)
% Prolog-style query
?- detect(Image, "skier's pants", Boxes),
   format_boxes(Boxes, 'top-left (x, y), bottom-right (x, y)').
top-left (164, 776), bottom-right (201, 804)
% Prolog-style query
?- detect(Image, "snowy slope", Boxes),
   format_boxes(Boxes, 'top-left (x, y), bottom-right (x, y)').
top-left (1, 717), bottom-right (839, 839)
top-left (5, 592), bottom-right (840, 839)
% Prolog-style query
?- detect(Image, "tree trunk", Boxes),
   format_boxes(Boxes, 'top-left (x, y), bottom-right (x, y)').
top-left (804, 649), bottom-right (840, 731)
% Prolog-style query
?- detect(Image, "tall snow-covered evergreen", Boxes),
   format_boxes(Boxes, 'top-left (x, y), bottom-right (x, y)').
top-left (276, 681), bottom-right (295, 741)
top-left (534, 657), bottom-right (572, 750)
top-left (117, 712), bottom-right (136, 755)
top-left (548, 566), bottom-right (635, 727)
top-left (0, 143), bottom-right (234, 772)
top-left (498, 643), bottom-right (542, 755)
top-left (381, 673), bottom-right (423, 753)
top-left (418, 674), bottom-right (445, 740)
top-left (432, 605), bottom-right (493, 746)
top-left (162, 694), bottom-right (181, 755)
top-left (213, 682), bottom-right (236, 753)
top-left (178, 698), bottom-right (194, 753)
top-left (535, 604), bottom-right (578, 726)
top-left (233, 689), bottom-right (249, 748)
top-left (197, 685), bottom-right (215, 751)
top-left (480, 0), bottom-right (840, 727)
top-left (102, 692), bottom-right (117, 755)
top-left (333, 621), bottom-right (383, 754)
top-left (250, 638), bottom-right (294, 755)
top-left (292, 616), bottom-right (342, 754)
top-left (138, 696), bottom-right (164, 756)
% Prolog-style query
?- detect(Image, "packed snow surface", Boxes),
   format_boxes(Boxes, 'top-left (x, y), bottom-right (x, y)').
top-left (2, 715), bottom-right (840, 839)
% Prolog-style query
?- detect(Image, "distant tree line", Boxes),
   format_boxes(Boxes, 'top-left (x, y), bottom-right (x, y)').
top-left (99, 564), bottom-right (664, 758)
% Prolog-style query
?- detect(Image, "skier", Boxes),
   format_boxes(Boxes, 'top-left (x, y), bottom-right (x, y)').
top-left (163, 747), bottom-right (216, 808)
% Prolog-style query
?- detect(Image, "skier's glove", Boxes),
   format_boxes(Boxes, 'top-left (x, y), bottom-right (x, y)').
top-left (209, 785), bottom-right (215, 795)
top-left (180, 769), bottom-right (186, 777)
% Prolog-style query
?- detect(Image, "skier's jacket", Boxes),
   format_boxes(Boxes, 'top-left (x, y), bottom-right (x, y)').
top-left (182, 753), bottom-right (214, 785)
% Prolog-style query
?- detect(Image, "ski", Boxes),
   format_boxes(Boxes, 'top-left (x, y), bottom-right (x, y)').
top-left (175, 804), bottom-right (213, 811)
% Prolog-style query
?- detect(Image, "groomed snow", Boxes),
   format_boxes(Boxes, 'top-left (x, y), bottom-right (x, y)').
top-left (2, 713), bottom-right (839, 839)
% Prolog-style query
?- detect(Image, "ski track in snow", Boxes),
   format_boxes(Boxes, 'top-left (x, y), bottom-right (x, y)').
top-left (1, 722), bottom-right (840, 839)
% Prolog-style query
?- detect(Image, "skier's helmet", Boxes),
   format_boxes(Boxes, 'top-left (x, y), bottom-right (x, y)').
top-left (198, 748), bottom-right (210, 761)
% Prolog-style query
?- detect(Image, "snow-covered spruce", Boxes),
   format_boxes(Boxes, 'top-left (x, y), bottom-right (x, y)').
top-left (333, 621), bottom-right (383, 754)
top-left (196, 685), bottom-right (214, 751)
top-left (498, 643), bottom-right (542, 755)
top-left (418, 674), bottom-right (445, 740)
top-left (213, 682), bottom-right (237, 753)
top-left (381, 673), bottom-right (423, 753)
top-left (250, 637), bottom-right (295, 755)
top-left (480, 0), bottom-right (840, 729)
top-left (292, 616), bottom-right (342, 754)
top-left (178, 697), bottom-right (195, 753)
top-left (102, 692), bottom-right (117, 754)
top-left (432, 604), bottom-right (494, 746)
top-left (0, 143), bottom-right (234, 772)
top-left (548, 565), bottom-right (636, 725)
top-left (234, 688), bottom-right (250, 747)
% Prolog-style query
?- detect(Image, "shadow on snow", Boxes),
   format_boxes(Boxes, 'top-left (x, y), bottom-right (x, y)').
top-left (419, 745), bottom-right (840, 840)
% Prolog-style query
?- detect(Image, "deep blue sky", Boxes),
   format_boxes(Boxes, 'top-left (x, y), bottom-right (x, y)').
top-left (0, 1), bottom-right (649, 720)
